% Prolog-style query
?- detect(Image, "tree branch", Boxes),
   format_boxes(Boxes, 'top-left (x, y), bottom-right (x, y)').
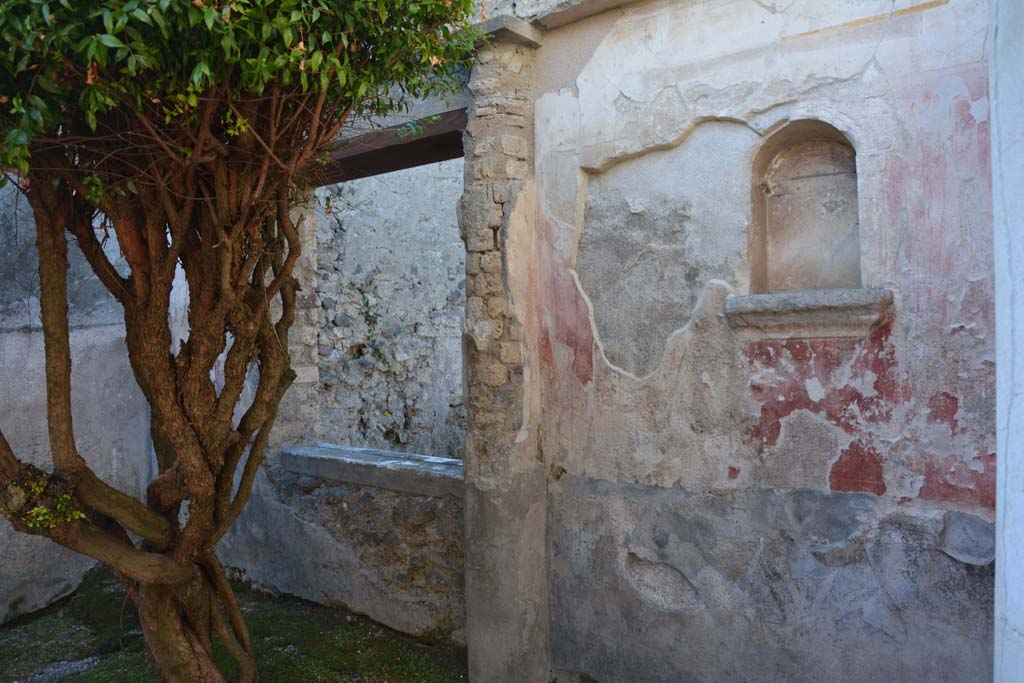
top-left (26, 181), bottom-right (80, 473)
top-left (26, 174), bottom-right (175, 549)
top-left (0, 429), bottom-right (18, 480)
top-left (60, 523), bottom-right (191, 584)
top-left (66, 214), bottom-right (132, 305)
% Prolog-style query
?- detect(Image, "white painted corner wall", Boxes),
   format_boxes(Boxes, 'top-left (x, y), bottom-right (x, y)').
top-left (992, 0), bottom-right (1024, 679)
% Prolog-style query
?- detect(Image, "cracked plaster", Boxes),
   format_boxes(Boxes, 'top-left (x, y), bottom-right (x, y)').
top-left (533, 0), bottom-right (995, 679)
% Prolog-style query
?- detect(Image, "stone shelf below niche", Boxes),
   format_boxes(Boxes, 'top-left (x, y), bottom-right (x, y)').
top-left (724, 288), bottom-right (894, 340)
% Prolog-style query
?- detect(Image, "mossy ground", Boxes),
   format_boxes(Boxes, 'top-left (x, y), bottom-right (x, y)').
top-left (0, 568), bottom-right (466, 683)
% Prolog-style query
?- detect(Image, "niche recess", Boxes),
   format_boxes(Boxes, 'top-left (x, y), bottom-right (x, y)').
top-left (726, 120), bottom-right (892, 339)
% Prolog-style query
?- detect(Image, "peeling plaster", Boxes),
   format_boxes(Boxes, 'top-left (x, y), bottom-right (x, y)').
top-left (534, 0), bottom-right (995, 678)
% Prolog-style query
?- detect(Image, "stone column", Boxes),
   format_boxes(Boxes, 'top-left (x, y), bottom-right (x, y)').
top-left (992, 0), bottom-right (1024, 679)
top-left (459, 29), bottom-right (549, 683)
top-left (270, 195), bottom-right (321, 449)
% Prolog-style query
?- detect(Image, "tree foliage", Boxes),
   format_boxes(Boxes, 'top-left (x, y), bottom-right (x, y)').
top-left (0, 0), bottom-right (472, 175)
top-left (0, 1), bottom-right (477, 681)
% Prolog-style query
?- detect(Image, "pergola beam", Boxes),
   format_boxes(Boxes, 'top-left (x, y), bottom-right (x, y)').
top-left (314, 108), bottom-right (468, 187)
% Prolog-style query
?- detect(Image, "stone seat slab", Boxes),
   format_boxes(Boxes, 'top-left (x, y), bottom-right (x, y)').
top-left (281, 443), bottom-right (464, 499)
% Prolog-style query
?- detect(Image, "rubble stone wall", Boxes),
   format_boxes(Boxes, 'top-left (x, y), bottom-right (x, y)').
top-left (314, 160), bottom-right (466, 459)
top-left (218, 446), bottom-right (466, 643)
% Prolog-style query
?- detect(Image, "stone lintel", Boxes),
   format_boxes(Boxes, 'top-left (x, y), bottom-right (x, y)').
top-left (724, 288), bottom-right (894, 340)
top-left (281, 443), bottom-right (464, 499)
top-left (476, 15), bottom-right (544, 48)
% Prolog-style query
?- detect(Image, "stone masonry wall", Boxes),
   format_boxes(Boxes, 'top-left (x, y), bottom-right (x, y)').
top-left (460, 45), bottom-right (532, 476)
top-left (219, 456), bottom-right (466, 643)
top-left (459, 38), bottom-right (551, 683)
top-left (314, 161), bottom-right (466, 459)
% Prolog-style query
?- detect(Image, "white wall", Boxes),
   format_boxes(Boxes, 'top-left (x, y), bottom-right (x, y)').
top-left (992, 0), bottom-right (1024, 678)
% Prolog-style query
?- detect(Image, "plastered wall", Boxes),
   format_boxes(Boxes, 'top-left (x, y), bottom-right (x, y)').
top-left (991, 0), bottom-right (1024, 677)
top-left (532, 1), bottom-right (996, 680)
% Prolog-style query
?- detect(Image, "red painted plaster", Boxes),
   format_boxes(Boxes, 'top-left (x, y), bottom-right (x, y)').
top-left (919, 452), bottom-right (995, 509)
top-left (744, 319), bottom-right (911, 457)
top-left (927, 391), bottom-right (960, 436)
top-left (829, 441), bottom-right (886, 496)
top-left (551, 272), bottom-right (594, 386)
top-left (727, 466), bottom-right (740, 480)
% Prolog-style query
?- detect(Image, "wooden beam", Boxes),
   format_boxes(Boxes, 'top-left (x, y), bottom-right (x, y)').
top-left (312, 108), bottom-right (468, 187)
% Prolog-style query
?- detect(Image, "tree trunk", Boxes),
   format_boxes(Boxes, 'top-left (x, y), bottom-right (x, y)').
top-left (138, 581), bottom-right (223, 683)
top-left (136, 568), bottom-right (256, 683)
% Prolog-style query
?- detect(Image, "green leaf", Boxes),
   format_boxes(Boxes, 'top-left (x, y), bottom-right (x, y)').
top-left (98, 34), bottom-right (126, 48)
top-left (190, 62), bottom-right (210, 87)
top-left (0, 0), bottom-right (481, 210)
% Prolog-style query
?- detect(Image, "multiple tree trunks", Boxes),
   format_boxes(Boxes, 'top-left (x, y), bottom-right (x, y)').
top-left (0, 81), bottom-right (356, 681)
top-left (0, 0), bottom-right (481, 677)
top-left (137, 554), bottom-right (255, 683)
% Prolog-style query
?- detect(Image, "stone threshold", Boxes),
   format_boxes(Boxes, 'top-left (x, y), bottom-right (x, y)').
top-left (281, 443), bottom-right (465, 499)
top-left (724, 288), bottom-right (894, 340)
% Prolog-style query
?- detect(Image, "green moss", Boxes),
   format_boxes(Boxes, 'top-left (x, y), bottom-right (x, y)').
top-left (0, 568), bottom-right (140, 683)
top-left (64, 569), bottom-right (140, 649)
top-left (0, 606), bottom-right (94, 679)
top-left (1, 567), bottom-right (466, 683)
top-left (211, 585), bottom-right (465, 683)
top-left (61, 646), bottom-right (150, 683)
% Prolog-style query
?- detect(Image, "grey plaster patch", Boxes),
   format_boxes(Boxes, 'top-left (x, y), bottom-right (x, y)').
top-left (548, 475), bottom-right (993, 683)
top-left (940, 510), bottom-right (995, 566)
top-left (578, 120), bottom-right (758, 377)
top-left (463, 469), bottom-right (548, 683)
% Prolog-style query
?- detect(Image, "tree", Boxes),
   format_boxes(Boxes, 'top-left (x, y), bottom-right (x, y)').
top-left (0, 1), bottom-right (476, 680)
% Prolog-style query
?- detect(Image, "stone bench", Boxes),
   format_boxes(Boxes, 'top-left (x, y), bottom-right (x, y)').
top-left (219, 443), bottom-right (467, 643)
top-left (280, 443), bottom-right (464, 498)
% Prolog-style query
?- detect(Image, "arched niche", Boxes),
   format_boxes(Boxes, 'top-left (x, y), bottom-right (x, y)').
top-left (750, 120), bottom-right (861, 293)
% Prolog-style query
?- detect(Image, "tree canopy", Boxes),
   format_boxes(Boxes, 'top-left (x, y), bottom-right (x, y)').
top-left (1, 0), bottom-right (474, 183)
